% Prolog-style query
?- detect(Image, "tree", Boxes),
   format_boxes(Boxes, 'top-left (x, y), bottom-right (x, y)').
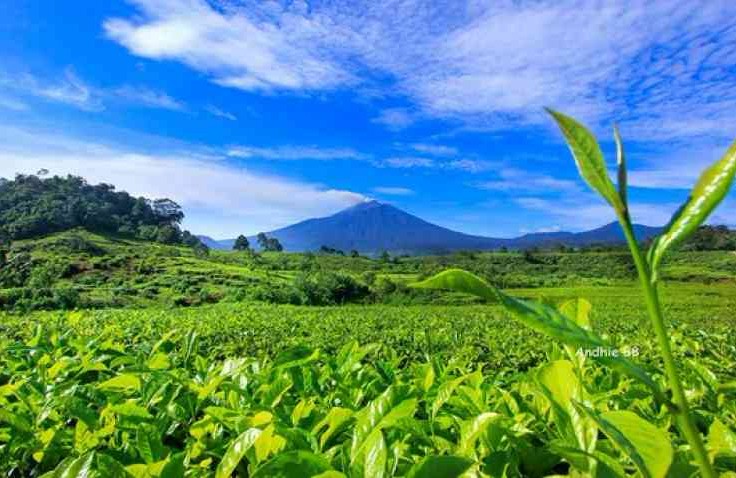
top-left (266, 237), bottom-right (283, 252)
top-left (257, 233), bottom-right (283, 252)
top-left (0, 174), bottom-right (199, 248)
top-left (233, 235), bottom-right (250, 251)
top-left (256, 233), bottom-right (268, 250)
top-left (380, 250), bottom-right (390, 262)
top-left (350, 249), bottom-right (360, 258)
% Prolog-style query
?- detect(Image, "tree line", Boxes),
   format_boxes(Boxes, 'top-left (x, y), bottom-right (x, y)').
top-left (0, 173), bottom-right (205, 251)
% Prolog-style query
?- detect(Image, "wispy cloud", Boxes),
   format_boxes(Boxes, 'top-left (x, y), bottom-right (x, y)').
top-left (204, 104), bottom-right (237, 121)
top-left (2, 68), bottom-right (187, 113)
top-left (476, 168), bottom-right (579, 193)
top-left (379, 156), bottom-right (495, 173)
top-left (0, 95), bottom-right (29, 111)
top-left (371, 108), bottom-right (415, 131)
top-left (0, 125), bottom-right (366, 237)
top-left (409, 143), bottom-right (457, 156)
top-left (372, 186), bottom-right (414, 196)
top-left (112, 85), bottom-right (186, 111)
top-left (227, 145), bottom-right (369, 161)
top-left (3, 67), bottom-right (103, 111)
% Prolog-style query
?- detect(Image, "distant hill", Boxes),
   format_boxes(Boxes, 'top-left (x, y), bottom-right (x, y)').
top-left (201, 200), bottom-right (663, 253)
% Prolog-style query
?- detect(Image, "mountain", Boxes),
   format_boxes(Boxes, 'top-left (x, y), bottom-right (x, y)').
top-left (201, 200), bottom-right (663, 253)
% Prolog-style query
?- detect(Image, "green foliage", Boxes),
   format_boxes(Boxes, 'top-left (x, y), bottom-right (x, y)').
top-left (233, 235), bottom-right (250, 251)
top-left (649, 139), bottom-right (736, 275)
top-left (257, 233), bottom-right (283, 252)
top-left (0, 307), bottom-right (734, 476)
top-left (409, 111), bottom-right (736, 478)
top-left (0, 174), bottom-right (202, 247)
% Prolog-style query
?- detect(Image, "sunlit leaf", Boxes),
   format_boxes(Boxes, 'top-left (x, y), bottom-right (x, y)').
top-left (649, 139), bottom-right (736, 274)
top-left (412, 269), bottom-right (665, 403)
top-left (350, 386), bottom-right (417, 462)
top-left (216, 428), bottom-right (261, 478)
top-left (576, 405), bottom-right (673, 478)
top-left (251, 451), bottom-right (332, 477)
top-left (546, 108), bottom-right (623, 212)
top-left (405, 455), bottom-right (474, 478)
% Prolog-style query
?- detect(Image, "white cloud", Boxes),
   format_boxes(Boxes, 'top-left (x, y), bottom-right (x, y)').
top-left (372, 186), bottom-right (414, 196)
top-left (104, 0), bottom-right (356, 92)
top-left (409, 143), bottom-right (457, 156)
top-left (0, 125), bottom-right (365, 237)
top-left (204, 104), bottom-right (237, 121)
top-left (112, 85), bottom-right (186, 111)
top-left (2, 68), bottom-right (187, 113)
top-left (227, 145), bottom-right (369, 161)
top-left (4, 67), bottom-right (103, 111)
top-left (371, 108), bottom-right (415, 131)
top-left (103, 1), bottom-right (736, 141)
top-left (379, 156), bottom-right (494, 173)
top-left (381, 156), bottom-right (435, 169)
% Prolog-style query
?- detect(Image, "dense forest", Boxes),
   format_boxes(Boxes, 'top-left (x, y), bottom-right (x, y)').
top-left (0, 173), bottom-right (203, 249)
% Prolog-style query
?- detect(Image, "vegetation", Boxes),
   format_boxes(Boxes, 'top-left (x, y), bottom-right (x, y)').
top-left (414, 110), bottom-right (736, 477)
top-left (0, 173), bottom-right (202, 248)
top-left (1, 294), bottom-right (735, 476)
top-left (256, 233), bottom-right (283, 252)
top-left (1, 115), bottom-right (736, 476)
top-left (233, 235), bottom-right (250, 252)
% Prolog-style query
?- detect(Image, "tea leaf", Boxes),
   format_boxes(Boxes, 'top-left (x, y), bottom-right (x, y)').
top-left (576, 405), bottom-right (673, 478)
top-left (546, 109), bottom-right (623, 212)
top-left (614, 124), bottom-right (628, 208)
top-left (405, 456), bottom-right (474, 478)
top-left (649, 139), bottom-right (736, 274)
top-left (350, 386), bottom-right (417, 462)
top-left (216, 428), bottom-right (262, 478)
top-left (412, 270), bottom-right (665, 402)
top-left (252, 451), bottom-right (332, 477)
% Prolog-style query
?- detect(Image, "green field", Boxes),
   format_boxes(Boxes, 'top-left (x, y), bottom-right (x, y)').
top-left (2, 230), bottom-right (736, 476)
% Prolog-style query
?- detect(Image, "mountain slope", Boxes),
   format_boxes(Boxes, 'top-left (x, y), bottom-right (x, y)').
top-left (250, 200), bottom-right (506, 253)
top-left (201, 200), bottom-right (663, 253)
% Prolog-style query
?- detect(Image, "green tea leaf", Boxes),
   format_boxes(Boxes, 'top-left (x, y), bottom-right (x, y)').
top-left (160, 453), bottom-right (185, 478)
top-left (405, 456), bottom-right (474, 478)
top-left (312, 407), bottom-right (354, 450)
top-left (431, 375), bottom-right (467, 418)
top-left (362, 430), bottom-right (387, 478)
top-left (350, 386), bottom-right (417, 462)
top-left (458, 412), bottom-right (501, 456)
top-left (52, 452), bottom-right (95, 478)
top-left (252, 451), bottom-right (332, 477)
top-left (546, 109), bottom-right (623, 211)
top-left (537, 361), bottom-right (596, 472)
top-left (97, 374), bottom-right (141, 394)
top-left (576, 405), bottom-right (673, 478)
top-left (614, 124), bottom-right (627, 208)
top-left (216, 428), bottom-right (262, 478)
top-left (413, 269), bottom-right (664, 402)
top-left (708, 419), bottom-right (736, 460)
top-left (649, 139), bottom-right (736, 274)
top-left (136, 425), bottom-right (165, 464)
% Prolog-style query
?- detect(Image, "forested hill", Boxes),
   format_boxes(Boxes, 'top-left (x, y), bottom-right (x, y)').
top-left (0, 174), bottom-right (202, 248)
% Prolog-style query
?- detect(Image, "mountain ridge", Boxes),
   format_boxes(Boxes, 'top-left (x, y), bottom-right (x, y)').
top-left (198, 200), bottom-right (663, 253)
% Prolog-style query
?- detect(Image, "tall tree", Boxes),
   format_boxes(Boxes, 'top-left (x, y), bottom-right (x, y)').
top-left (233, 235), bottom-right (250, 251)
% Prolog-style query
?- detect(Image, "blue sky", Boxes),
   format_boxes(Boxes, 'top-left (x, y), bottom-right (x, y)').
top-left (1, 0), bottom-right (735, 238)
